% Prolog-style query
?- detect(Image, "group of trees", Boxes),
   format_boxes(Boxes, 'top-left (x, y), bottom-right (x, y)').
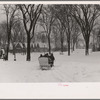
top-left (0, 4), bottom-right (100, 61)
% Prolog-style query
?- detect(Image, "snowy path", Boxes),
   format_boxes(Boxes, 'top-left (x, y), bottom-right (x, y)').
top-left (0, 49), bottom-right (100, 82)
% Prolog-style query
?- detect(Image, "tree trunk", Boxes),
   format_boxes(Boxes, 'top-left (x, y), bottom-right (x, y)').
top-left (67, 32), bottom-right (71, 56)
top-left (73, 43), bottom-right (75, 51)
top-left (85, 38), bottom-right (89, 55)
top-left (6, 42), bottom-right (9, 60)
top-left (26, 34), bottom-right (31, 61)
top-left (13, 44), bottom-right (16, 61)
top-left (48, 35), bottom-right (51, 54)
top-left (6, 14), bottom-right (9, 60)
top-left (54, 33), bottom-right (57, 50)
top-left (71, 39), bottom-right (73, 52)
top-left (76, 40), bottom-right (78, 49)
top-left (92, 33), bottom-right (95, 52)
top-left (13, 44), bottom-right (15, 55)
top-left (67, 39), bottom-right (70, 56)
top-left (6, 31), bottom-right (10, 60)
top-left (61, 32), bottom-right (64, 53)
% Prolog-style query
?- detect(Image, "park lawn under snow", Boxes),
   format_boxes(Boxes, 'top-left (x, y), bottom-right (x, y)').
top-left (0, 49), bottom-right (100, 82)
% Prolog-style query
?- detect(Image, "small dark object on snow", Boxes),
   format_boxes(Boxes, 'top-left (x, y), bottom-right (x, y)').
top-left (39, 54), bottom-right (43, 58)
top-left (14, 54), bottom-right (16, 61)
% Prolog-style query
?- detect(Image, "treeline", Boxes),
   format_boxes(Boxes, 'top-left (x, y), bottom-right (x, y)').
top-left (0, 4), bottom-right (100, 61)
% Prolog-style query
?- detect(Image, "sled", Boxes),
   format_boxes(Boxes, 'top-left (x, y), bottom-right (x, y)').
top-left (38, 57), bottom-right (53, 70)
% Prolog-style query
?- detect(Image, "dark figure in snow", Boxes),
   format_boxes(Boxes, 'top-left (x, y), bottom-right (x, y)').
top-left (39, 54), bottom-right (43, 58)
top-left (49, 53), bottom-right (55, 66)
top-left (46, 53), bottom-right (55, 67)
top-left (44, 53), bottom-right (49, 57)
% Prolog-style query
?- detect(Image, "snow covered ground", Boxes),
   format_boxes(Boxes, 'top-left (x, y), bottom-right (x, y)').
top-left (0, 49), bottom-right (100, 82)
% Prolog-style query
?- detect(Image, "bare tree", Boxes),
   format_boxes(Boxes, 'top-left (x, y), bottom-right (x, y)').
top-left (52, 19), bottom-right (65, 54)
top-left (40, 5), bottom-right (55, 54)
top-left (18, 4), bottom-right (43, 61)
top-left (71, 5), bottom-right (100, 55)
top-left (3, 4), bottom-right (18, 60)
top-left (52, 25), bottom-right (60, 51)
top-left (71, 20), bottom-right (80, 52)
top-left (53, 5), bottom-right (74, 56)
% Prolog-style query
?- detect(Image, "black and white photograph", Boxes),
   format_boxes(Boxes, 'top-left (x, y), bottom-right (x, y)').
top-left (1, 0), bottom-right (100, 99)
top-left (0, 2), bottom-right (100, 83)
